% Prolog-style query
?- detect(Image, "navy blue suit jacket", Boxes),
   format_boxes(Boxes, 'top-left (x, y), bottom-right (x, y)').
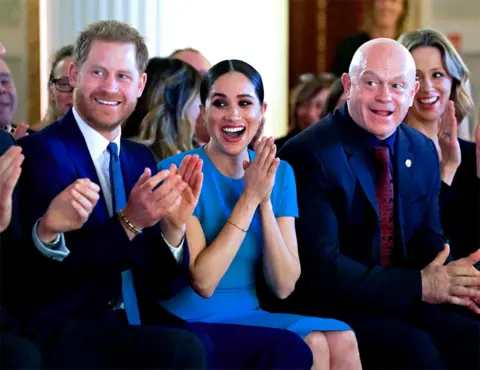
top-left (10, 110), bottom-right (187, 327)
top-left (0, 131), bottom-right (19, 245)
top-left (0, 131), bottom-right (20, 331)
top-left (278, 104), bottom-right (446, 317)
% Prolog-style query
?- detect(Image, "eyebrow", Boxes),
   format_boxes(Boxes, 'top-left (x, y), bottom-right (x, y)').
top-left (91, 64), bottom-right (134, 75)
top-left (362, 71), bottom-right (407, 82)
top-left (212, 92), bottom-right (255, 99)
top-left (0, 72), bottom-right (11, 78)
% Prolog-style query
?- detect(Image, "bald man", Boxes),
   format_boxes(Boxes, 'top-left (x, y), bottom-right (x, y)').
top-left (0, 47), bottom-right (29, 139)
top-left (170, 48), bottom-right (211, 75)
top-left (279, 39), bottom-right (480, 370)
top-left (170, 48), bottom-right (211, 145)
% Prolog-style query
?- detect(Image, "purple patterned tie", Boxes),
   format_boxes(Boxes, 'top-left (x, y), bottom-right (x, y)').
top-left (375, 146), bottom-right (394, 266)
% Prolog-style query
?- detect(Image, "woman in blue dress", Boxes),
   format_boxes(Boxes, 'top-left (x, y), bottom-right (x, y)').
top-left (159, 59), bottom-right (362, 370)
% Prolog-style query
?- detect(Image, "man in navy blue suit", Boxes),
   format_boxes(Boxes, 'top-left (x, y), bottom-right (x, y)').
top-left (279, 38), bottom-right (480, 370)
top-left (0, 130), bottom-right (42, 369)
top-left (12, 20), bottom-right (312, 370)
top-left (0, 130), bottom-right (107, 369)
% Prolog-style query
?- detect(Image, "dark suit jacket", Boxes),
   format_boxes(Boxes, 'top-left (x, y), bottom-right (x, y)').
top-left (0, 131), bottom-right (18, 331)
top-left (6, 110), bottom-right (187, 331)
top-left (0, 130), bottom-right (21, 254)
top-left (440, 139), bottom-right (479, 259)
top-left (274, 128), bottom-right (301, 152)
top-left (0, 129), bottom-right (16, 154)
top-left (278, 104), bottom-right (446, 318)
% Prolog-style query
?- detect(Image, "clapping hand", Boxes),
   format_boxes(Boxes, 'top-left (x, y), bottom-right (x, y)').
top-left (0, 146), bottom-right (24, 232)
top-left (12, 122), bottom-right (29, 140)
top-left (421, 244), bottom-right (480, 315)
top-left (243, 136), bottom-right (280, 206)
top-left (163, 154), bottom-right (204, 230)
top-left (38, 179), bottom-right (101, 243)
top-left (122, 167), bottom-right (186, 231)
top-left (445, 248), bottom-right (480, 314)
top-left (438, 101), bottom-right (461, 185)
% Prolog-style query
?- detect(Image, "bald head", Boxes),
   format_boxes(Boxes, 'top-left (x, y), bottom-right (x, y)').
top-left (341, 38), bottom-right (419, 139)
top-left (0, 53), bottom-right (18, 127)
top-left (172, 49), bottom-right (211, 75)
top-left (349, 38), bottom-right (416, 81)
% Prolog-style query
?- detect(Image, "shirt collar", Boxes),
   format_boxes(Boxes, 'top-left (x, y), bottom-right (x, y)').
top-left (1, 122), bottom-right (13, 133)
top-left (72, 107), bottom-right (121, 159)
top-left (339, 102), bottom-right (397, 156)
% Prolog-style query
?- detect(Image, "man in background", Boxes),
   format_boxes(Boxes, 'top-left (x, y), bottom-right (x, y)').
top-left (0, 43), bottom-right (29, 139)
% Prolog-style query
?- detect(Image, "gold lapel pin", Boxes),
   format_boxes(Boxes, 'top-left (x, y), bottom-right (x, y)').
top-left (405, 159), bottom-right (412, 168)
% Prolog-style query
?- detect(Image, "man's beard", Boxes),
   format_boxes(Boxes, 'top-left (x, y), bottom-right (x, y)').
top-left (74, 89), bottom-right (136, 132)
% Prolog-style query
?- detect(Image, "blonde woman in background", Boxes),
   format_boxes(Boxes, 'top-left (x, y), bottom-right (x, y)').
top-left (38, 45), bottom-right (74, 130)
top-left (398, 28), bottom-right (479, 261)
top-left (125, 57), bottom-right (202, 161)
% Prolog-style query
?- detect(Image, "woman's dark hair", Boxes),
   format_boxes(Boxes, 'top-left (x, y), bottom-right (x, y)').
top-left (200, 59), bottom-right (264, 106)
top-left (288, 73), bottom-right (335, 132)
top-left (320, 78), bottom-right (345, 119)
top-left (124, 57), bottom-right (190, 138)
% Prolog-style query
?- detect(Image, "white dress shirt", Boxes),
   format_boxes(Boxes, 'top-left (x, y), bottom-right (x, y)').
top-left (34, 107), bottom-right (184, 262)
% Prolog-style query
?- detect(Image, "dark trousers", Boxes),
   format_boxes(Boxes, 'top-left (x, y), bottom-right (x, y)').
top-left (343, 303), bottom-right (480, 370)
top-left (26, 317), bottom-right (206, 369)
top-left (0, 332), bottom-right (42, 369)
top-left (185, 321), bottom-right (313, 369)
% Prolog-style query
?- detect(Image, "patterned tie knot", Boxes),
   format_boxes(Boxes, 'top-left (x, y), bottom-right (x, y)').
top-left (107, 142), bottom-right (119, 158)
top-left (375, 145), bottom-right (390, 160)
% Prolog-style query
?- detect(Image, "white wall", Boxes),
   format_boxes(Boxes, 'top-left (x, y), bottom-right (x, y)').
top-left (39, 0), bottom-right (289, 138)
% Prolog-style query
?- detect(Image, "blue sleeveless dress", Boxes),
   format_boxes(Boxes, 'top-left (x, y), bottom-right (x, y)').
top-left (158, 146), bottom-right (351, 338)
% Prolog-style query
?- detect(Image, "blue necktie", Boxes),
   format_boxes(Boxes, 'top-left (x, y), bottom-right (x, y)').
top-left (107, 142), bottom-right (141, 325)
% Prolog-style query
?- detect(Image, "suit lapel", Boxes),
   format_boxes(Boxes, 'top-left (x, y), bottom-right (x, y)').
top-left (340, 116), bottom-right (379, 216)
top-left (394, 125), bottom-right (414, 254)
top-left (348, 153), bottom-right (378, 215)
top-left (60, 110), bottom-right (109, 222)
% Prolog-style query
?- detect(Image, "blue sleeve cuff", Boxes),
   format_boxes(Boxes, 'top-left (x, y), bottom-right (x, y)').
top-left (32, 219), bottom-right (69, 261)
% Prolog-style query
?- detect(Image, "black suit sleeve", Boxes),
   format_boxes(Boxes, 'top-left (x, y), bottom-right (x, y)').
top-left (0, 130), bottom-right (16, 155)
top-left (406, 145), bottom-right (448, 267)
top-left (280, 147), bottom-right (422, 317)
top-left (17, 138), bottom-right (187, 292)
